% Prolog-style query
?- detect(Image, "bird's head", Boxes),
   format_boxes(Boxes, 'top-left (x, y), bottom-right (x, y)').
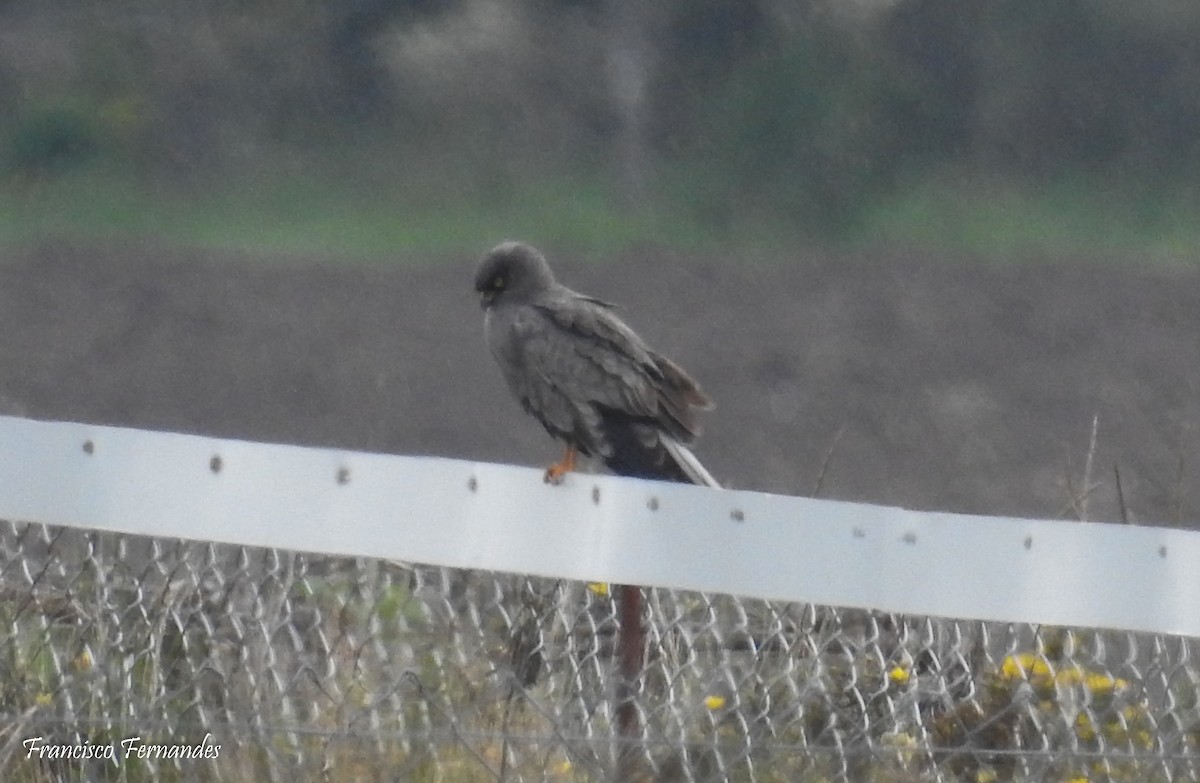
top-left (474, 241), bottom-right (556, 309)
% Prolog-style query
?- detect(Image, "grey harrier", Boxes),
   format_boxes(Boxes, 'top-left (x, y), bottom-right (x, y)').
top-left (475, 241), bottom-right (718, 486)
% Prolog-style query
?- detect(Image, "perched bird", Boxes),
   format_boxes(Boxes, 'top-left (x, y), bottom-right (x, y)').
top-left (475, 241), bottom-right (718, 487)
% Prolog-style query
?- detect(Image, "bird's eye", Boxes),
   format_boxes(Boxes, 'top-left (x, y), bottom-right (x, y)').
top-left (491, 275), bottom-right (506, 290)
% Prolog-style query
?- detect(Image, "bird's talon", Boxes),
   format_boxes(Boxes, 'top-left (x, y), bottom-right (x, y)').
top-left (543, 446), bottom-right (577, 485)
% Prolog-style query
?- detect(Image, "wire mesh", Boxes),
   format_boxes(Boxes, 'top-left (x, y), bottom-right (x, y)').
top-left (0, 518), bottom-right (1197, 783)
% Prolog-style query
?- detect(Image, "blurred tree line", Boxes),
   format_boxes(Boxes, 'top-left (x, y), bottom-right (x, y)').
top-left (2, 0), bottom-right (1199, 232)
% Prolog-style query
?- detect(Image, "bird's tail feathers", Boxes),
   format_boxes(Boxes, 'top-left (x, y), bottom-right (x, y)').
top-left (595, 408), bottom-right (720, 486)
top-left (662, 437), bottom-right (721, 488)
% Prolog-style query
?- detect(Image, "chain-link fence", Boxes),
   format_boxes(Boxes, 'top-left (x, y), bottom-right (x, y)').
top-left (1, 518), bottom-right (1197, 783)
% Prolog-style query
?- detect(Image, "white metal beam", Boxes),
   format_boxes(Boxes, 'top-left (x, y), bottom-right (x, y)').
top-left (0, 415), bottom-right (1194, 637)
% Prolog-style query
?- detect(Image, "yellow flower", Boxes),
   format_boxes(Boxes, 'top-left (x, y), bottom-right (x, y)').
top-left (1082, 671), bottom-right (1126, 694)
top-left (73, 650), bottom-right (93, 672)
top-left (888, 665), bottom-right (911, 685)
top-left (1055, 664), bottom-right (1084, 686)
top-left (1074, 713), bottom-right (1096, 741)
top-left (975, 768), bottom-right (998, 783)
top-left (587, 582), bottom-right (609, 597)
top-left (1000, 653), bottom-right (1052, 682)
top-left (1046, 664), bottom-right (1127, 694)
top-left (704, 695), bottom-right (726, 711)
top-left (35, 692), bottom-right (53, 706)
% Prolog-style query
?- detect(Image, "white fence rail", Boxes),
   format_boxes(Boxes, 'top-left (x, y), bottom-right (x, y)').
top-left (0, 415), bottom-right (1195, 636)
top-left (0, 415), bottom-right (1197, 782)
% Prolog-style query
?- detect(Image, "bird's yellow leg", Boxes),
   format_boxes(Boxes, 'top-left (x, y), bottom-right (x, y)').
top-left (543, 446), bottom-right (578, 485)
